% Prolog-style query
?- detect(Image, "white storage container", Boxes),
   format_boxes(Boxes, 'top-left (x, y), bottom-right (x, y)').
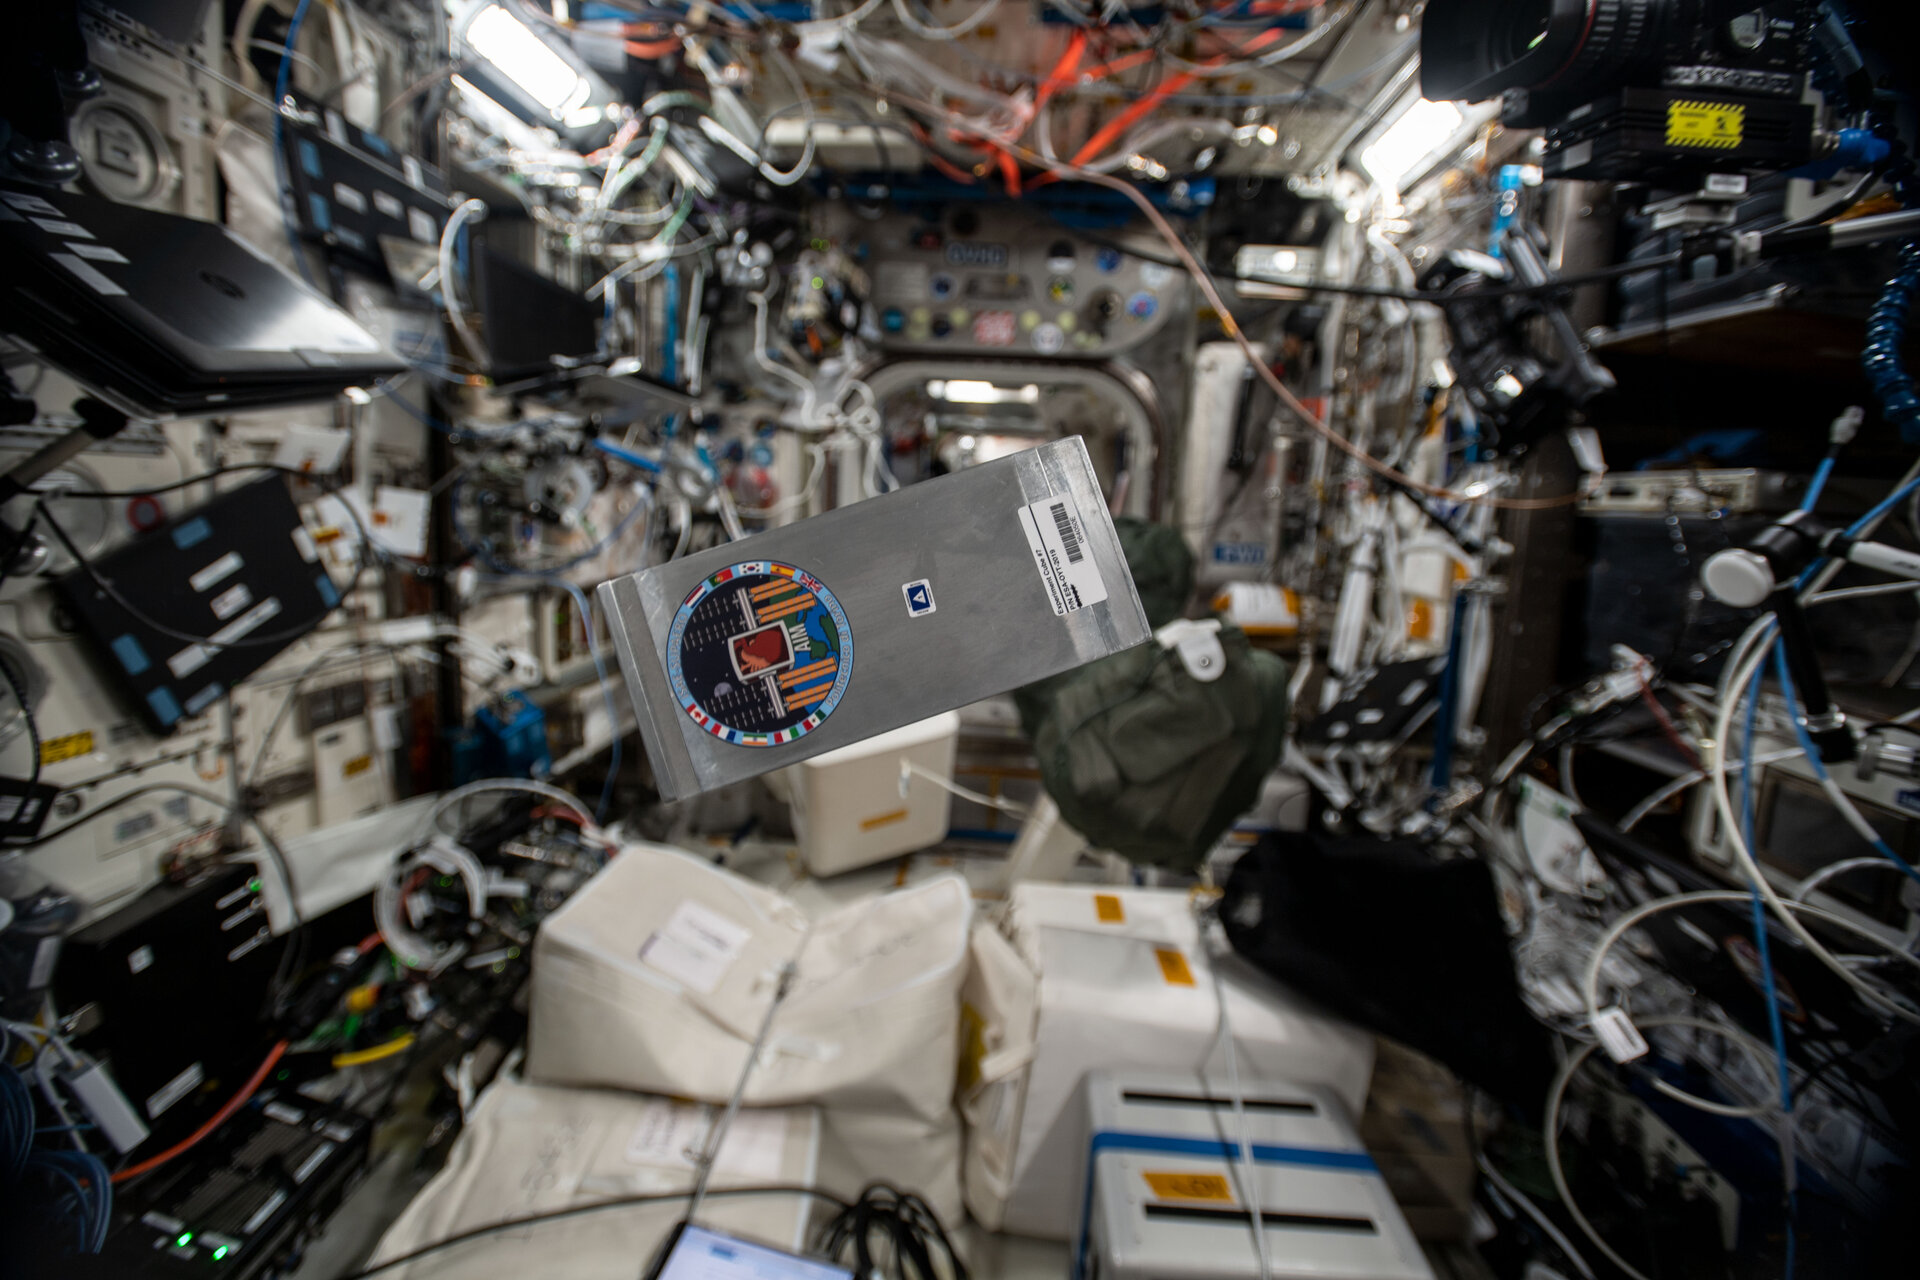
top-left (368, 1079), bottom-right (822, 1279)
top-left (960, 884), bottom-right (1375, 1240)
top-left (786, 711), bottom-right (960, 876)
top-left (1080, 1071), bottom-right (1432, 1280)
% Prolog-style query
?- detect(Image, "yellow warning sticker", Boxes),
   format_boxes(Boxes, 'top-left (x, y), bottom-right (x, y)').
top-left (1155, 947), bottom-right (1196, 987)
top-left (39, 731), bottom-right (94, 765)
top-left (342, 754), bottom-right (373, 778)
top-left (1666, 100), bottom-right (1745, 150)
top-left (860, 807), bottom-right (909, 831)
top-left (1143, 1171), bottom-right (1234, 1202)
top-left (1094, 893), bottom-right (1125, 924)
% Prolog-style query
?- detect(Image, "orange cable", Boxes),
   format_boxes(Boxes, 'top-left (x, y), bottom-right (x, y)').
top-left (112, 1041), bottom-right (289, 1183)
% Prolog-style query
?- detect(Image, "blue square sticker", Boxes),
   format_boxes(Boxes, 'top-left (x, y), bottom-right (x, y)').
top-left (902, 579), bottom-right (935, 618)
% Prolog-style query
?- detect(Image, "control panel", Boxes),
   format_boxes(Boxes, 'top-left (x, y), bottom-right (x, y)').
top-left (816, 206), bottom-right (1182, 358)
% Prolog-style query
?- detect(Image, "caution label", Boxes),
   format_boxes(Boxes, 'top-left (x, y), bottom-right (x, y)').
top-left (39, 731), bottom-right (94, 765)
top-left (1143, 1171), bottom-right (1234, 1202)
top-left (859, 808), bottom-right (909, 831)
top-left (1666, 100), bottom-right (1745, 150)
top-left (1155, 947), bottom-right (1196, 987)
top-left (1093, 893), bottom-right (1125, 924)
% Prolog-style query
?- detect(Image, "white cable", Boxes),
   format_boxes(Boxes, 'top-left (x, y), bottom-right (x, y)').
top-left (439, 198), bottom-right (491, 367)
top-left (900, 760), bottom-right (1029, 815)
top-left (1793, 856), bottom-right (1911, 903)
top-left (751, 291), bottom-right (821, 424)
top-left (888, 0), bottom-right (1003, 40)
top-left (1475, 1151), bottom-right (1597, 1280)
top-left (1574, 886), bottom-right (1920, 1113)
top-left (698, 48), bottom-right (815, 187)
top-left (1617, 749), bottom-right (1800, 832)
top-left (1545, 1015), bottom-right (1781, 1280)
top-left (1583, 889), bottom-right (1920, 1075)
top-left (739, 442), bottom-right (829, 519)
top-left (1204, 916), bottom-right (1272, 1280)
top-left (1710, 622), bottom-right (1920, 1024)
top-left (34, 1041), bottom-right (88, 1152)
top-left (421, 778), bottom-right (600, 843)
top-left (800, 0), bottom-right (888, 33)
top-left (1162, 0), bottom-right (1357, 79)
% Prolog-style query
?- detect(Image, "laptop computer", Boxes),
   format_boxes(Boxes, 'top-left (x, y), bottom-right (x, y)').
top-left (0, 184), bottom-right (404, 413)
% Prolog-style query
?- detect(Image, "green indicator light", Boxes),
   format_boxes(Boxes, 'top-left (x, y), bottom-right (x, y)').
top-left (177, 1233), bottom-right (193, 1247)
top-left (213, 1247), bottom-right (230, 1261)
top-left (811, 276), bottom-right (824, 290)
top-left (247, 878), bottom-right (262, 893)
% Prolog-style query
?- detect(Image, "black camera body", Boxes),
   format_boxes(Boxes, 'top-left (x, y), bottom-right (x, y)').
top-left (1422, 0), bottom-right (1817, 182)
top-left (1418, 233), bottom-right (1616, 452)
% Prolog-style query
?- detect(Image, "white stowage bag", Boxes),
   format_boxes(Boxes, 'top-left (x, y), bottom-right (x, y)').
top-left (368, 1078), bottom-right (822, 1280)
top-left (815, 1106), bottom-right (966, 1230)
top-left (526, 842), bottom-right (974, 1178)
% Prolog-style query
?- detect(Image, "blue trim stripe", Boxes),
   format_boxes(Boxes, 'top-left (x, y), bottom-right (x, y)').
top-left (1075, 1130), bottom-right (1378, 1279)
top-left (1089, 1131), bottom-right (1377, 1172)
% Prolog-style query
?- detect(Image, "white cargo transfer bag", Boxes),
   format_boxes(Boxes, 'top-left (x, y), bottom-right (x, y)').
top-left (368, 1078), bottom-right (822, 1279)
top-left (527, 843), bottom-right (973, 1123)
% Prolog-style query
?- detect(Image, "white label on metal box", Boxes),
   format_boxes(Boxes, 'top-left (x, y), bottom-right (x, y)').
top-left (210, 583), bottom-right (253, 621)
top-left (190, 550), bottom-right (244, 592)
top-left (1018, 493), bottom-right (1108, 616)
top-left (147, 1061), bottom-right (204, 1119)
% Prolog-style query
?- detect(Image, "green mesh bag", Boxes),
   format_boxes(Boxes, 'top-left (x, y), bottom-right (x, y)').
top-left (1012, 519), bottom-right (1290, 870)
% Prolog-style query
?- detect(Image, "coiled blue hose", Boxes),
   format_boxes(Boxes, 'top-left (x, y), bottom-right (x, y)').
top-left (1863, 241), bottom-right (1920, 443)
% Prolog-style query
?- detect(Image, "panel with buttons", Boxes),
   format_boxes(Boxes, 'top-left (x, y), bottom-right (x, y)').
top-left (826, 207), bottom-right (1182, 358)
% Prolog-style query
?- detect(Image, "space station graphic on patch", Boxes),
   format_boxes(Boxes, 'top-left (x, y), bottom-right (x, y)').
top-left (665, 560), bottom-right (854, 747)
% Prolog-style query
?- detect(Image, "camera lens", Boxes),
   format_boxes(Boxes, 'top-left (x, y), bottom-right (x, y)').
top-left (1495, 0), bottom-right (1556, 68)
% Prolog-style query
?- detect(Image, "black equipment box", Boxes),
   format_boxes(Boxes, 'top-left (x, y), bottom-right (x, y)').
top-left (1543, 88), bottom-right (1814, 182)
top-left (79, 1092), bottom-right (371, 1280)
top-left (53, 863), bottom-right (288, 1146)
top-left (280, 92), bottom-right (450, 277)
top-left (0, 185), bottom-right (403, 414)
top-left (471, 246), bottom-right (602, 382)
top-left (53, 477), bottom-right (338, 733)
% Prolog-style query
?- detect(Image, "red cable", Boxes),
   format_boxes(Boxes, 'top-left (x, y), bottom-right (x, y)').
top-left (112, 1041), bottom-right (290, 1184)
top-left (1034, 30), bottom-right (1087, 113)
top-left (1638, 677), bottom-right (1702, 770)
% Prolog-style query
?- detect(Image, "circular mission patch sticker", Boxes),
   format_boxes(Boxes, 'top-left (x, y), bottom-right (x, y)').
top-left (665, 560), bottom-right (854, 747)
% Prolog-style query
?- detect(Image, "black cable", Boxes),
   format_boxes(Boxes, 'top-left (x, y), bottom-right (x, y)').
top-left (16, 783), bottom-right (299, 922)
top-left (814, 1183), bottom-right (967, 1280)
top-left (0, 648), bottom-right (42, 791)
top-left (1076, 229), bottom-right (1690, 303)
top-left (335, 1186), bottom-right (854, 1280)
top-left (52, 461), bottom-right (350, 501)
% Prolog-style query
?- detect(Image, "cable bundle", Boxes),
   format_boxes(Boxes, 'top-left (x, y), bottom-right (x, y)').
top-left (3, 1062), bottom-right (111, 1254)
top-left (814, 1183), bottom-right (968, 1280)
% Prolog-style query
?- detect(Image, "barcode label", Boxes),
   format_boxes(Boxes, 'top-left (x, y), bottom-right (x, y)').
top-left (1050, 502), bottom-right (1085, 563)
top-left (1018, 493), bottom-right (1109, 616)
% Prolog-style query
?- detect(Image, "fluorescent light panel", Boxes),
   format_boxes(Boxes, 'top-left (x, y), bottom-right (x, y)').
top-left (1359, 98), bottom-right (1465, 189)
top-left (463, 3), bottom-right (590, 116)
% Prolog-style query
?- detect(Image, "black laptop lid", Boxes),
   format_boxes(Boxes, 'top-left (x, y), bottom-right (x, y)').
top-left (0, 185), bottom-right (403, 410)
